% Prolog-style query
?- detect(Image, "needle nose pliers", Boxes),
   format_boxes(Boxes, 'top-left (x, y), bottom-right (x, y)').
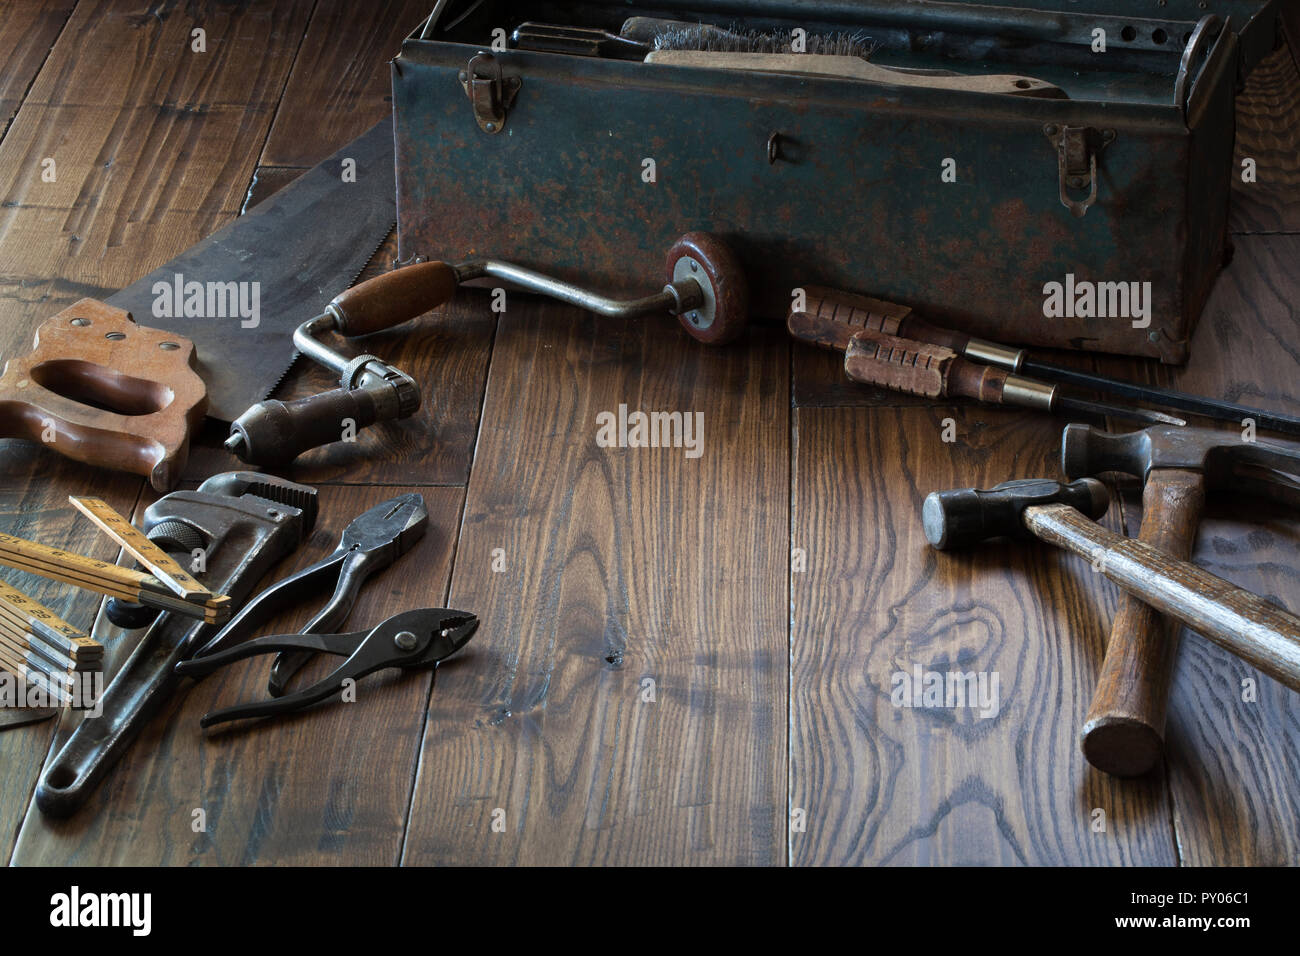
top-left (175, 608), bottom-right (478, 726)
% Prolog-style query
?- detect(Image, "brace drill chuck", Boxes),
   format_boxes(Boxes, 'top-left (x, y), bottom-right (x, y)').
top-left (224, 309), bottom-right (420, 469)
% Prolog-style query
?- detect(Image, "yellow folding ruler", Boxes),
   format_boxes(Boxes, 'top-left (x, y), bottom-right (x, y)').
top-left (0, 579), bottom-right (101, 706)
top-left (0, 497), bottom-right (230, 625)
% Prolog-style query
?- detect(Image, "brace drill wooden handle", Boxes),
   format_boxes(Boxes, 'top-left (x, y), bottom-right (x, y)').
top-left (327, 261), bottom-right (459, 335)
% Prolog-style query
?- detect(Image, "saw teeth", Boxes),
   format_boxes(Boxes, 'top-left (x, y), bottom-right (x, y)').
top-left (348, 222), bottom-right (397, 290)
top-left (263, 351), bottom-right (301, 400)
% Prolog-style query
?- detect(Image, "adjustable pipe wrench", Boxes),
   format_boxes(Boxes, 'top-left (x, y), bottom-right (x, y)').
top-left (35, 472), bottom-right (318, 817)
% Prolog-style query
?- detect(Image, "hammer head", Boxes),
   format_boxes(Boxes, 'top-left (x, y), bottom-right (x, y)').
top-left (1062, 423), bottom-right (1300, 487)
top-left (923, 478), bottom-right (1110, 550)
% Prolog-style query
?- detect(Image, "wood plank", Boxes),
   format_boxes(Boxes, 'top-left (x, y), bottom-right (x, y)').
top-left (789, 404), bottom-right (1177, 864)
top-left (1229, 32), bottom-right (1300, 235)
top-left (0, 1), bottom-right (76, 141)
top-left (0, 448), bottom-right (141, 865)
top-left (11, 483), bottom-right (463, 865)
top-left (0, 0), bottom-right (316, 360)
top-left (259, 0), bottom-right (430, 168)
top-left (401, 305), bottom-right (788, 865)
top-left (1138, 234), bottom-right (1300, 864)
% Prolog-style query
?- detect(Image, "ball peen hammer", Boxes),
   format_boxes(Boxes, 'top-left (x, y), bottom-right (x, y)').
top-left (925, 470), bottom-right (1300, 777)
top-left (1060, 423), bottom-right (1300, 776)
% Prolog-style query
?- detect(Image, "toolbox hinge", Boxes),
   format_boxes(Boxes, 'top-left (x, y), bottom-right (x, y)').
top-left (1042, 125), bottom-right (1115, 219)
top-left (459, 53), bottom-right (520, 134)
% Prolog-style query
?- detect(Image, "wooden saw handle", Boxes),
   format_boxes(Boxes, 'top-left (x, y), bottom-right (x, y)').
top-left (1080, 469), bottom-right (1206, 777)
top-left (0, 299), bottom-right (206, 491)
top-left (328, 261), bottom-right (459, 335)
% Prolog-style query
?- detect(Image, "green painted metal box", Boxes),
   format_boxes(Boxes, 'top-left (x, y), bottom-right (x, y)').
top-left (392, 1), bottom-right (1280, 362)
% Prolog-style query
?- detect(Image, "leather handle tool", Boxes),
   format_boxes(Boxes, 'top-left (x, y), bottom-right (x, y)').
top-left (922, 477), bottom-right (1300, 732)
top-left (35, 472), bottom-right (319, 817)
top-left (225, 232), bottom-right (749, 469)
top-left (795, 286), bottom-right (1300, 437)
top-left (192, 492), bottom-right (429, 697)
top-left (789, 312), bottom-right (1181, 427)
top-left (1061, 423), bottom-right (1300, 775)
top-left (176, 607), bottom-right (478, 727)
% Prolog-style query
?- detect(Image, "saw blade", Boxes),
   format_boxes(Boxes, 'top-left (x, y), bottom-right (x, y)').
top-left (105, 118), bottom-right (397, 421)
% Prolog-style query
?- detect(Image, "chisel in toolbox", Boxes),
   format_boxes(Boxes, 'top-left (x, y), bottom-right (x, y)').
top-left (796, 286), bottom-right (1300, 436)
top-left (0, 529), bottom-right (230, 625)
top-left (789, 311), bottom-right (1184, 426)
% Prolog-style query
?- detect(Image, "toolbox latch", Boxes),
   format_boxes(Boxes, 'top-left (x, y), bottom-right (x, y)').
top-left (1043, 125), bottom-right (1115, 219)
top-left (459, 53), bottom-right (520, 134)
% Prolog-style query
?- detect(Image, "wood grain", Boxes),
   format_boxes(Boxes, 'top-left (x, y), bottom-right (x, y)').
top-left (401, 303), bottom-right (788, 865)
top-left (11, 483), bottom-right (463, 865)
top-left (1229, 33), bottom-right (1300, 235)
top-left (0, 1), bottom-right (75, 140)
top-left (0, 0), bottom-right (315, 361)
top-left (789, 405), bottom-right (1177, 865)
top-left (0, 448), bottom-right (141, 864)
top-left (259, 0), bottom-right (429, 168)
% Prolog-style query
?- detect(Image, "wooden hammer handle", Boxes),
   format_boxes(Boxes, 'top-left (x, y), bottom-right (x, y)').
top-left (1074, 469), bottom-right (1205, 776)
top-left (1025, 493), bottom-right (1300, 682)
top-left (1023, 466), bottom-right (1300, 776)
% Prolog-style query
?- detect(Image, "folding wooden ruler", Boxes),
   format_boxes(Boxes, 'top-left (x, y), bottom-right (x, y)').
top-left (0, 496), bottom-right (230, 625)
top-left (0, 578), bottom-right (101, 706)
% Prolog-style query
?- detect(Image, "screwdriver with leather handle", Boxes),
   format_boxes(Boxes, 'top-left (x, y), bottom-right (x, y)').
top-left (797, 286), bottom-right (1300, 436)
top-left (789, 311), bottom-right (1182, 426)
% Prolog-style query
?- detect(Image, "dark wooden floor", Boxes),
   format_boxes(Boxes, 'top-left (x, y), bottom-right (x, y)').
top-left (1, 1), bottom-right (1297, 866)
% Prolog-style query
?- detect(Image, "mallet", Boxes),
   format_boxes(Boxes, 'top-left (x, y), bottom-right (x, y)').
top-left (923, 477), bottom-right (1300, 770)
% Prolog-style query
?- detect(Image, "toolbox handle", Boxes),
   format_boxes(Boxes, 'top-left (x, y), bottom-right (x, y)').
top-left (1174, 14), bottom-right (1223, 114)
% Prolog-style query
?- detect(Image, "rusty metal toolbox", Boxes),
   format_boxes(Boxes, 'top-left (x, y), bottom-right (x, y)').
top-left (392, 1), bottom-right (1281, 363)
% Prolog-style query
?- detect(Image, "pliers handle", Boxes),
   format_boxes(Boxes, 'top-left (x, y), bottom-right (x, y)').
top-left (191, 492), bottom-right (429, 695)
top-left (176, 608), bottom-right (477, 727)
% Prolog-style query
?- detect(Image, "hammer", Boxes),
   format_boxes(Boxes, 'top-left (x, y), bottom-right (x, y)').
top-left (1060, 423), bottom-right (1300, 775)
top-left (923, 477), bottom-right (1300, 765)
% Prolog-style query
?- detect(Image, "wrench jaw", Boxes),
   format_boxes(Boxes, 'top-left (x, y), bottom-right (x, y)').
top-left (32, 475), bottom-right (319, 818)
